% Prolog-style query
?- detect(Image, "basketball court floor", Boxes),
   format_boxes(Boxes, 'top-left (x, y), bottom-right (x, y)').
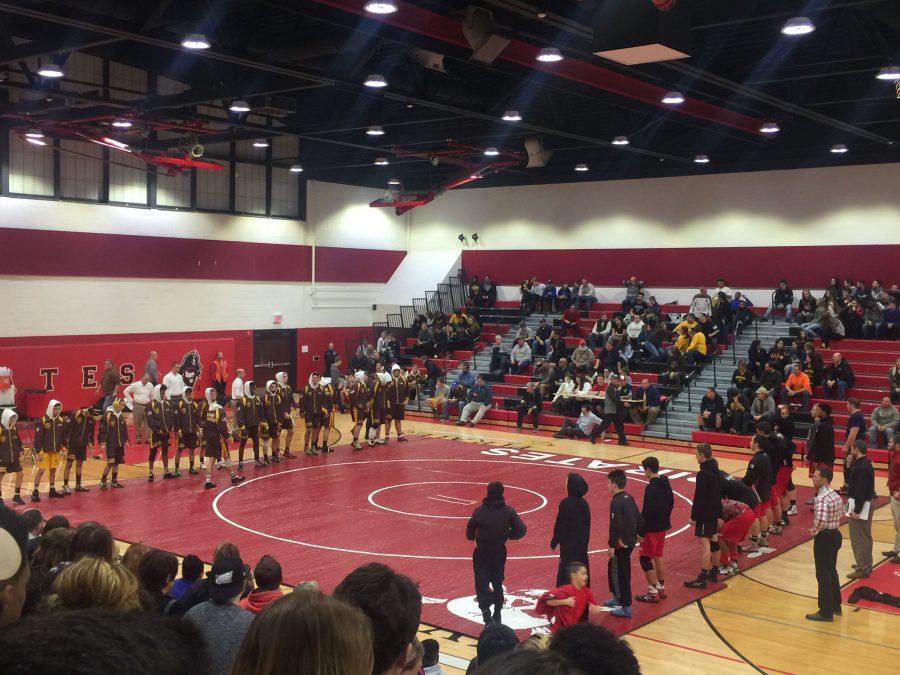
top-left (5, 415), bottom-right (896, 674)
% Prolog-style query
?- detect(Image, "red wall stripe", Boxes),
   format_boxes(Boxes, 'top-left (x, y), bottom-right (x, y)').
top-left (0, 228), bottom-right (404, 283)
top-left (461, 246), bottom-right (899, 289)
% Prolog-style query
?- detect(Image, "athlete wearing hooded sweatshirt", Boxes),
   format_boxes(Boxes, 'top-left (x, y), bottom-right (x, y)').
top-left (236, 380), bottom-right (263, 467)
top-left (550, 473), bottom-right (592, 588)
top-left (98, 398), bottom-right (128, 489)
top-left (0, 408), bottom-right (25, 505)
top-left (261, 380), bottom-right (282, 462)
top-left (61, 407), bottom-right (95, 494)
top-left (274, 371), bottom-right (297, 459)
top-left (32, 399), bottom-right (66, 501)
top-left (200, 387), bottom-right (244, 490)
top-left (174, 387), bottom-right (203, 476)
top-left (146, 384), bottom-right (176, 482)
top-left (300, 373), bottom-right (326, 455)
top-left (465, 482), bottom-right (527, 625)
top-left (385, 365), bottom-right (410, 443)
top-left (345, 371), bottom-right (370, 450)
top-left (368, 371), bottom-right (391, 446)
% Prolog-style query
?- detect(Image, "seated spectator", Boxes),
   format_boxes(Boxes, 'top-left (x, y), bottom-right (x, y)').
top-left (465, 318), bottom-right (481, 345)
top-left (465, 623), bottom-right (519, 674)
top-left (561, 305), bottom-right (580, 336)
top-left (549, 623), bottom-right (641, 675)
top-left (869, 397), bottom-right (898, 449)
top-left (240, 555), bottom-right (284, 614)
top-left (759, 361), bottom-right (784, 397)
top-left (764, 279), bottom-right (794, 322)
top-left (732, 298), bottom-right (755, 333)
top-left (663, 350), bottom-right (686, 389)
top-left (823, 352), bottom-right (855, 400)
top-left (516, 382), bottom-right (543, 432)
top-left (0, 609), bottom-right (209, 674)
top-left (625, 313), bottom-right (645, 346)
top-left (169, 541), bottom-right (241, 616)
top-left (541, 280), bottom-right (557, 314)
top-left (882, 300), bottom-right (900, 340)
top-left (403, 639), bottom-right (424, 674)
top-left (723, 391), bottom-right (750, 434)
top-left (481, 276), bottom-right (497, 308)
top-left (551, 374), bottom-right (577, 414)
top-left (422, 357), bottom-right (445, 394)
top-left (783, 363), bottom-right (812, 409)
top-left (479, 650), bottom-right (582, 674)
top-left (537, 360), bottom-right (558, 399)
top-left (697, 388), bottom-right (724, 430)
top-left (628, 379), bottom-right (661, 429)
top-left (862, 299), bottom-right (885, 339)
top-left (840, 299), bottom-right (864, 339)
top-left (510, 338), bottom-right (533, 374)
top-left (891, 358), bottom-right (900, 403)
top-left (673, 312), bottom-right (697, 335)
top-left (689, 287), bottom-right (713, 317)
top-left (607, 316), bottom-right (627, 346)
top-left (427, 378), bottom-right (450, 417)
top-left (644, 322), bottom-right (668, 362)
top-left (576, 279), bottom-right (596, 310)
top-left (169, 554), bottom-right (202, 601)
top-left (46, 557), bottom-right (142, 612)
top-left (750, 386), bottom-right (776, 427)
top-left (467, 276), bottom-right (482, 306)
top-left (644, 295), bottom-right (662, 324)
top-left (729, 291), bottom-right (752, 312)
top-left (597, 341), bottom-right (621, 373)
top-left (487, 336), bottom-right (509, 375)
top-left (554, 403), bottom-right (604, 443)
top-left (120, 542), bottom-right (150, 576)
top-left (515, 320), bottom-right (531, 342)
top-left (0, 505), bottom-right (29, 627)
top-left (377, 330), bottom-right (391, 361)
top-left (801, 343), bottom-right (824, 386)
top-left (621, 276), bottom-right (644, 313)
top-left (556, 282), bottom-right (573, 310)
top-left (629, 291), bottom-right (648, 318)
top-left (796, 289), bottom-right (816, 324)
top-left (730, 360), bottom-right (753, 403)
top-left (570, 341), bottom-right (595, 374)
top-left (413, 325), bottom-right (433, 357)
top-left (684, 327), bottom-right (708, 366)
top-left (547, 331), bottom-right (562, 362)
top-left (68, 522), bottom-right (115, 563)
top-left (531, 318), bottom-right (553, 356)
top-left (851, 279), bottom-right (871, 305)
top-left (422, 639), bottom-right (444, 675)
top-left (334, 562), bottom-right (422, 675)
top-left (22, 527), bottom-right (73, 617)
top-left (137, 549), bottom-right (178, 614)
top-left (456, 375), bottom-right (492, 427)
top-left (183, 557), bottom-right (254, 675)
top-left (586, 314), bottom-right (610, 349)
top-left (768, 339), bottom-right (789, 374)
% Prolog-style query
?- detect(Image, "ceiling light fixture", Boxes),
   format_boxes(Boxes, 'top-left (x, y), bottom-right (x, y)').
top-left (388, 178), bottom-right (401, 186)
top-left (37, 61), bottom-right (64, 78)
top-left (502, 110), bottom-right (522, 121)
top-left (759, 121), bottom-right (780, 134)
top-left (25, 129), bottom-right (44, 139)
top-left (574, 163), bottom-right (589, 172)
top-left (612, 135), bottom-right (630, 145)
top-left (830, 144), bottom-right (848, 154)
top-left (229, 100), bottom-right (251, 112)
top-left (253, 138), bottom-right (270, 148)
top-left (364, 74), bottom-right (388, 88)
top-left (101, 137), bottom-right (129, 150)
top-left (484, 146), bottom-right (499, 156)
top-left (364, 1), bottom-right (398, 14)
top-left (536, 47), bottom-right (563, 62)
top-left (876, 65), bottom-right (900, 81)
top-left (694, 154), bottom-right (710, 164)
top-left (374, 157), bottom-right (389, 165)
top-left (290, 164), bottom-right (304, 173)
top-left (661, 91), bottom-right (684, 104)
top-left (25, 137), bottom-right (47, 146)
top-left (781, 17), bottom-right (815, 36)
top-left (366, 125), bottom-right (385, 136)
top-left (112, 118), bottom-right (133, 128)
top-left (181, 33), bottom-right (211, 50)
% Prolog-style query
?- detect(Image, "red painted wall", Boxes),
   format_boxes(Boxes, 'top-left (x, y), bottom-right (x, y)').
top-left (461, 245), bottom-right (899, 288)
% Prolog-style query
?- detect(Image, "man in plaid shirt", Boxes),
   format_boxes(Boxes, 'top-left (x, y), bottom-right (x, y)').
top-left (806, 465), bottom-right (844, 622)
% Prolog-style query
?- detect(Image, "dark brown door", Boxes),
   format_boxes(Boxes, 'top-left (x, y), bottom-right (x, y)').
top-left (253, 330), bottom-right (297, 389)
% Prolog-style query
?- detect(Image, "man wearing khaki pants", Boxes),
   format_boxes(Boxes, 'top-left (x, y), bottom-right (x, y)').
top-left (846, 441), bottom-right (876, 579)
top-left (123, 373), bottom-right (154, 444)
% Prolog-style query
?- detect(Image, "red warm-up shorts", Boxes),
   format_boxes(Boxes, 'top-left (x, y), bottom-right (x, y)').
top-left (753, 501), bottom-right (768, 518)
top-left (719, 509), bottom-right (755, 545)
top-left (773, 466), bottom-right (793, 499)
top-left (640, 530), bottom-right (667, 558)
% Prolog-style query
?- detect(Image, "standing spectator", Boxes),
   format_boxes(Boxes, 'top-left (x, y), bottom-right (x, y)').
top-left (183, 557), bottom-right (254, 675)
top-left (840, 398), bottom-right (867, 492)
top-left (123, 373), bottom-right (153, 444)
top-left (323, 343), bottom-right (337, 376)
top-left (481, 276), bottom-right (497, 308)
top-left (689, 287), bottom-right (713, 317)
top-left (806, 465), bottom-right (844, 622)
top-left (561, 305), bottom-right (580, 337)
top-left (210, 352), bottom-right (229, 405)
top-left (846, 441), bottom-right (876, 579)
top-left (621, 277), bottom-right (643, 313)
top-left (684, 443), bottom-right (723, 588)
top-left (162, 362), bottom-right (185, 402)
top-left (239, 555), bottom-right (284, 614)
top-left (783, 363), bottom-right (812, 409)
top-left (629, 379), bottom-right (661, 429)
top-left (489, 336), bottom-right (510, 375)
top-left (635, 457), bottom-right (674, 603)
top-left (697, 387), bottom-right (725, 431)
top-left (549, 473), bottom-right (591, 587)
top-left (456, 375), bottom-right (492, 427)
top-left (144, 351), bottom-right (159, 385)
top-left (595, 376), bottom-right (629, 446)
top-left (96, 359), bottom-right (120, 412)
top-left (516, 382), bottom-right (542, 432)
top-left (604, 469), bottom-right (640, 617)
top-left (510, 338), bottom-right (532, 375)
top-left (576, 279), bottom-right (595, 310)
top-left (765, 280), bottom-right (794, 322)
top-left (869, 397), bottom-right (898, 449)
top-left (465, 482), bottom-right (527, 625)
top-left (230, 368), bottom-right (245, 416)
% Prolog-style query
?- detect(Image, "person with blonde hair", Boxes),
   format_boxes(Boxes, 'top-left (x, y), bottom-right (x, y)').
top-left (231, 590), bottom-right (374, 675)
top-left (48, 557), bottom-right (141, 612)
top-left (120, 542), bottom-right (150, 575)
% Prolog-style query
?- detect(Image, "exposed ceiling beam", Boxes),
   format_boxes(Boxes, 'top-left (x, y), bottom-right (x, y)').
top-left (0, 33), bottom-right (120, 67)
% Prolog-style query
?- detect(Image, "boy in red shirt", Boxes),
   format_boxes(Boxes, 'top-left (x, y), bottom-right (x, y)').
top-left (536, 562), bottom-right (602, 633)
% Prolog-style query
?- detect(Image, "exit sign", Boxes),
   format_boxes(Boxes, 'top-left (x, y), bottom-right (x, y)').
top-left (273, 313), bottom-right (283, 324)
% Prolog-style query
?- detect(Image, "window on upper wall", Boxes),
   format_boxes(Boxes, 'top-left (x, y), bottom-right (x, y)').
top-left (60, 139), bottom-right (102, 201)
top-left (271, 167), bottom-right (299, 217)
top-left (157, 170), bottom-right (192, 208)
top-left (234, 162), bottom-right (266, 214)
top-left (109, 153), bottom-right (148, 205)
top-left (8, 132), bottom-right (55, 197)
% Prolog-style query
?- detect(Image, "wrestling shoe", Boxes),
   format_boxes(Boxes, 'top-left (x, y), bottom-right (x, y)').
top-left (99, 481), bottom-right (108, 490)
top-left (787, 505), bottom-right (798, 516)
top-left (61, 486), bottom-right (70, 496)
top-left (352, 441), bottom-right (362, 450)
top-left (111, 481), bottom-right (124, 489)
top-left (189, 467), bottom-right (200, 475)
top-left (31, 490), bottom-right (42, 502)
top-left (147, 474), bottom-right (155, 483)
top-left (635, 593), bottom-right (660, 603)
top-left (74, 485), bottom-right (90, 493)
top-left (230, 474), bottom-right (245, 485)
top-left (603, 597), bottom-right (620, 608)
top-left (163, 472), bottom-right (175, 480)
top-left (12, 495), bottom-right (25, 505)
top-left (173, 468), bottom-right (182, 478)
top-left (203, 481), bottom-right (216, 490)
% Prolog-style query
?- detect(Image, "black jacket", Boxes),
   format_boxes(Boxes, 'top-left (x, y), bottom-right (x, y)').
top-left (773, 287), bottom-right (794, 305)
top-left (550, 474), bottom-right (591, 552)
top-left (700, 393), bottom-right (725, 417)
top-left (466, 483), bottom-right (527, 555)
top-left (608, 491), bottom-right (641, 548)
top-left (847, 456), bottom-right (875, 514)
top-left (743, 450), bottom-right (774, 502)
top-left (691, 459), bottom-right (723, 522)
top-left (825, 359), bottom-right (855, 388)
top-left (718, 470), bottom-right (760, 508)
top-left (639, 475), bottom-right (674, 534)
top-left (807, 417), bottom-right (836, 465)
top-left (519, 387), bottom-right (543, 412)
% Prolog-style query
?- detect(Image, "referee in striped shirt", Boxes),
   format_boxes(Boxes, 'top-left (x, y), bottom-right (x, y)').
top-left (807, 465), bottom-right (844, 622)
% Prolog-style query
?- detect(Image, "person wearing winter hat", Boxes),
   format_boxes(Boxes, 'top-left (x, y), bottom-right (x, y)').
top-left (240, 555), bottom-right (284, 614)
top-left (98, 398), bottom-right (129, 490)
top-left (465, 623), bottom-right (519, 674)
top-left (0, 410), bottom-right (26, 505)
top-left (200, 388), bottom-right (244, 490)
top-left (465, 482), bottom-right (527, 625)
top-left (346, 371), bottom-right (370, 450)
top-left (32, 400), bottom-right (66, 502)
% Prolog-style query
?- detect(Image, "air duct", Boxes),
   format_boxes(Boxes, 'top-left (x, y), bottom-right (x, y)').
top-left (593, 0), bottom-right (691, 65)
top-left (461, 6), bottom-right (510, 65)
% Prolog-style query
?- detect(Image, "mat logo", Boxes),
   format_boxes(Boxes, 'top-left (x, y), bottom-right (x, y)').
top-left (446, 589), bottom-right (550, 630)
top-left (178, 350), bottom-right (202, 387)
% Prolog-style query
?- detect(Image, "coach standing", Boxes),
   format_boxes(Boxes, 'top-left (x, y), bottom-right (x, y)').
top-left (806, 465), bottom-right (844, 622)
top-left (846, 440), bottom-right (876, 579)
top-left (123, 373), bottom-right (154, 444)
top-left (466, 482), bottom-right (527, 626)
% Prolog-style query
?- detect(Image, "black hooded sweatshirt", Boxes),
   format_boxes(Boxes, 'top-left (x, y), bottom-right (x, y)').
top-left (692, 458), bottom-right (724, 522)
top-left (638, 475), bottom-right (674, 534)
top-left (550, 474), bottom-right (591, 553)
top-left (466, 482), bottom-right (527, 555)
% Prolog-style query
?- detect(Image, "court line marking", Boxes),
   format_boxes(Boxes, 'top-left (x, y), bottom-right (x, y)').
top-left (628, 633), bottom-right (797, 675)
top-left (368, 481), bottom-right (548, 520)
top-left (430, 495), bottom-right (476, 505)
top-left (697, 599), bottom-right (767, 675)
top-left (211, 458), bottom-right (694, 560)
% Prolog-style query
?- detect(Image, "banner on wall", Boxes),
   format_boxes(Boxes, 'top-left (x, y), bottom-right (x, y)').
top-left (0, 338), bottom-right (234, 417)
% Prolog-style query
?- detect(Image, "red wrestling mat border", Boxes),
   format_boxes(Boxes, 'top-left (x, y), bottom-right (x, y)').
top-left (35, 436), bottom-right (818, 638)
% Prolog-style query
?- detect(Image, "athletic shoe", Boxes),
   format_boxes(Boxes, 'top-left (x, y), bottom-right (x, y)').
top-left (882, 550), bottom-right (898, 558)
top-left (173, 469), bottom-right (182, 478)
top-left (602, 597), bottom-right (620, 608)
top-left (891, 557), bottom-right (900, 565)
top-left (656, 586), bottom-right (667, 599)
top-left (397, 435), bottom-right (408, 442)
top-left (768, 525), bottom-right (783, 535)
top-left (787, 505), bottom-right (798, 516)
top-left (254, 460), bottom-right (265, 468)
top-left (846, 570), bottom-right (870, 579)
top-left (163, 472), bottom-right (175, 480)
top-left (481, 609), bottom-right (492, 625)
top-left (610, 606), bottom-right (632, 618)
top-left (376, 439), bottom-right (387, 445)
top-left (203, 481), bottom-right (216, 490)
top-left (111, 481), bottom-right (124, 489)
top-left (635, 593), bottom-right (660, 603)
top-left (729, 561), bottom-right (739, 575)
top-left (758, 538), bottom-right (769, 548)
top-left (283, 452), bottom-right (297, 459)
top-left (147, 474), bottom-right (155, 483)
top-left (12, 495), bottom-right (25, 505)
top-left (99, 481), bottom-right (108, 490)
top-left (74, 486), bottom-right (89, 493)
top-left (352, 441), bottom-right (362, 450)
top-left (455, 421), bottom-right (466, 426)
top-left (189, 468), bottom-right (200, 475)
top-left (804, 498), bottom-right (815, 505)
top-left (717, 565), bottom-right (731, 577)
top-left (492, 609), bottom-right (502, 624)
top-left (47, 490), bottom-right (64, 500)
top-left (552, 432), bottom-right (565, 439)
top-left (684, 573), bottom-right (707, 589)
top-left (231, 475), bottom-right (245, 485)
top-left (237, 463), bottom-right (244, 472)
top-left (30, 491), bottom-right (41, 503)
top-left (368, 440), bottom-right (375, 447)
top-left (61, 486), bottom-right (70, 496)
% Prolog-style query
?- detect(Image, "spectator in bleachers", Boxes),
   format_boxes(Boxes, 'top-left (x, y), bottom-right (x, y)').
top-left (529, 277), bottom-right (544, 313)
top-left (862, 299), bottom-right (885, 339)
top-left (764, 280), bottom-right (794, 322)
top-left (802, 343), bottom-right (825, 386)
top-left (621, 277), bottom-right (644, 313)
top-left (576, 279), bottom-right (596, 310)
top-left (729, 291), bottom-right (752, 312)
top-left (239, 555), bottom-right (283, 615)
top-left (515, 320), bottom-right (531, 342)
top-left (768, 339), bottom-right (790, 374)
top-left (732, 298), bottom-right (755, 334)
top-left (625, 312), bottom-right (645, 345)
top-left (759, 361), bottom-right (784, 398)
top-left (516, 382), bottom-right (542, 432)
top-left (796, 289), bottom-right (816, 324)
top-left (851, 280), bottom-right (871, 305)
top-left (723, 390), bottom-right (750, 434)
top-left (627, 292), bottom-right (647, 318)
top-left (689, 287), bottom-right (713, 318)
top-left (730, 360), bottom-right (753, 403)
top-left (531, 318), bottom-right (552, 357)
top-left (433, 325), bottom-right (449, 357)
top-left (377, 330), bottom-right (390, 361)
top-left (465, 318), bottom-right (481, 345)
top-left (510, 338), bottom-right (532, 375)
top-left (449, 322), bottom-right (471, 352)
top-left (519, 279), bottom-right (533, 313)
top-left (554, 403), bottom-right (604, 442)
top-left (698, 313), bottom-right (723, 351)
top-left (541, 280), bottom-right (557, 314)
top-left (697, 387), bottom-right (725, 431)
top-left (628, 379), bottom-right (661, 429)
top-left (0, 506), bottom-right (29, 626)
top-left (882, 300), bottom-right (900, 340)
top-left (551, 374), bottom-right (577, 415)
top-left (644, 295), bottom-right (662, 324)
top-left (824, 352), bottom-right (855, 400)
top-left (422, 358), bottom-right (444, 394)
top-left (608, 316), bottom-right (627, 347)
top-left (137, 548), bottom-right (178, 613)
top-left (785, 336), bottom-right (807, 375)
top-left (663, 350), bottom-right (686, 389)
top-left (784, 364), bottom-right (812, 409)
top-left (427, 378), bottom-right (450, 417)
top-left (169, 554), bottom-right (202, 601)
top-left (413, 325), bottom-right (433, 357)
top-left (556, 282), bottom-right (573, 310)
top-left (467, 276), bottom-right (482, 307)
top-left (684, 327), bottom-right (708, 366)
top-left (841, 299), bottom-right (864, 339)
top-left (481, 276), bottom-right (497, 308)
top-left (595, 376), bottom-right (630, 445)
top-left (22, 527), bottom-right (72, 617)
top-left (597, 341), bottom-right (621, 374)
top-left (547, 331), bottom-right (562, 363)
top-left (869, 397), bottom-right (898, 449)
top-left (571, 341), bottom-right (594, 375)
top-left (537, 361), bottom-right (557, 399)
top-left (489, 336), bottom-right (510, 375)
top-left (750, 387), bottom-right (776, 428)
top-left (561, 304), bottom-right (580, 336)
top-left (586, 314), bottom-right (610, 349)
top-left (891, 358), bottom-right (900, 403)
top-left (456, 375), bottom-right (493, 427)
top-left (643, 322), bottom-right (668, 362)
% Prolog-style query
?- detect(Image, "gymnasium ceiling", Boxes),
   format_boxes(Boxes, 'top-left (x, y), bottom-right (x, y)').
top-left (1, 0), bottom-right (899, 191)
